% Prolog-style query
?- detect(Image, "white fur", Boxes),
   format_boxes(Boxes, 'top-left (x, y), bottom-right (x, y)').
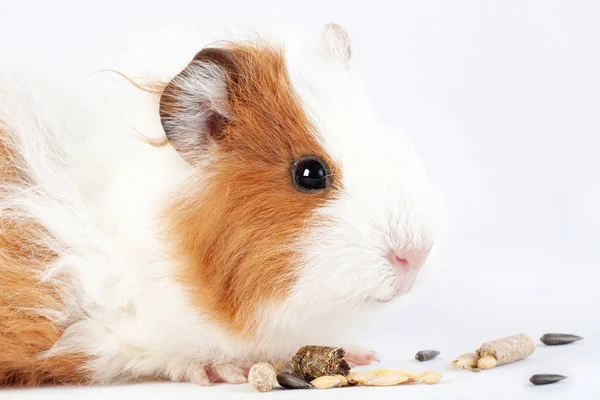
top-left (0, 25), bottom-right (443, 383)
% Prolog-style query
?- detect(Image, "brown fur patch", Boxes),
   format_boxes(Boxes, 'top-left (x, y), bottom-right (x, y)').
top-left (0, 120), bottom-right (90, 386)
top-left (162, 43), bottom-right (340, 336)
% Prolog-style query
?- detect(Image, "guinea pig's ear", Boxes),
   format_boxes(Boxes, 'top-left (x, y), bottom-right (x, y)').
top-left (159, 48), bottom-right (238, 165)
top-left (322, 23), bottom-right (352, 65)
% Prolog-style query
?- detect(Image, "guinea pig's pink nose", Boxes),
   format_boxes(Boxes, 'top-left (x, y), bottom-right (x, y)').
top-left (389, 248), bottom-right (431, 270)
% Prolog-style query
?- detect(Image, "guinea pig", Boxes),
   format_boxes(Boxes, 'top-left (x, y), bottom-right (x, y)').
top-left (0, 24), bottom-right (443, 386)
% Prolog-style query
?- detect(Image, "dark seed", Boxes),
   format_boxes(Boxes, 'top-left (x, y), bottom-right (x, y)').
top-left (415, 350), bottom-right (440, 362)
top-left (540, 333), bottom-right (583, 346)
top-left (276, 372), bottom-right (315, 389)
top-left (530, 374), bottom-right (567, 385)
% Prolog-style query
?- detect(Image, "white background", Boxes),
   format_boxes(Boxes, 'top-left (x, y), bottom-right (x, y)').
top-left (1, 0), bottom-right (599, 399)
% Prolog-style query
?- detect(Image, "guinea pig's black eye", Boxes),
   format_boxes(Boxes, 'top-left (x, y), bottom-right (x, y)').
top-left (291, 157), bottom-right (330, 193)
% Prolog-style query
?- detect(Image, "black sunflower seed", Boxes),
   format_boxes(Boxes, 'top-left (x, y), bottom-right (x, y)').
top-left (276, 372), bottom-right (315, 389)
top-left (415, 350), bottom-right (440, 361)
top-left (530, 374), bottom-right (567, 385)
top-left (540, 333), bottom-right (583, 346)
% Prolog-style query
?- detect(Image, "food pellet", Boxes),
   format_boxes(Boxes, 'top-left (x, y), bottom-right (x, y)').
top-left (291, 346), bottom-right (350, 381)
top-left (540, 333), bottom-right (583, 346)
top-left (248, 362), bottom-right (277, 392)
top-left (530, 374), bottom-right (567, 385)
top-left (417, 370), bottom-right (443, 384)
top-left (477, 356), bottom-right (498, 370)
top-left (476, 334), bottom-right (535, 366)
top-left (415, 350), bottom-right (440, 362)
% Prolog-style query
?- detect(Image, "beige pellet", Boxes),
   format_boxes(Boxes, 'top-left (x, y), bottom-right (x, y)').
top-left (476, 334), bottom-right (535, 366)
top-left (248, 362), bottom-right (277, 392)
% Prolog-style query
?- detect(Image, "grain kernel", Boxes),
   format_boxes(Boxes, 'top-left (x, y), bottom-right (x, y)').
top-left (311, 375), bottom-right (342, 389)
top-left (418, 370), bottom-right (442, 384)
top-left (363, 373), bottom-right (409, 386)
top-left (347, 372), bottom-right (377, 385)
top-left (477, 356), bottom-right (498, 370)
top-left (333, 374), bottom-right (349, 386)
top-left (368, 369), bottom-right (418, 381)
top-left (451, 352), bottom-right (480, 371)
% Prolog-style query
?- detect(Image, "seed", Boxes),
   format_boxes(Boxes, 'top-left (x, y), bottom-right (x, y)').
top-left (363, 373), bottom-right (409, 386)
top-left (276, 372), bottom-right (314, 389)
top-left (477, 356), bottom-right (498, 370)
top-left (368, 370), bottom-right (418, 382)
top-left (310, 375), bottom-right (343, 389)
top-left (451, 352), bottom-right (480, 371)
top-left (347, 372), bottom-right (377, 385)
top-left (415, 350), bottom-right (440, 361)
top-left (530, 374), bottom-right (567, 385)
top-left (248, 362), bottom-right (277, 392)
top-left (332, 374), bottom-right (349, 386)
top-left (418, 370), bottom-right (442, 384)
top-left (540, 333), bottom-right (583, 346)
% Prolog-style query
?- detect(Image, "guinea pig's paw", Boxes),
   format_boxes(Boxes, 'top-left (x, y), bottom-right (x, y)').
top-left (210, 364), bottom-right (249, 384)
top-left (180, 363), bottom-right (214, 386)
top-left (343, 346), bottom-right (380, 366)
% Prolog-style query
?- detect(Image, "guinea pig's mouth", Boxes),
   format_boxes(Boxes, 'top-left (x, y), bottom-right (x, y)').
top-left (371, 269), bottom-right (418, 303)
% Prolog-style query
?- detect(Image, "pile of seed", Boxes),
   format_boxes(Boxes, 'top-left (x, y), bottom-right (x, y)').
top-left (247, 332), bottom-right (582, 392)
top-left (248, 345), bottom-right (443, 392)
top-left (450, 332), bottom-right (582, 386)
top-left (451, 333), bottom-right (536, 372)
top-left (272, 368), bottom-right (442, 390)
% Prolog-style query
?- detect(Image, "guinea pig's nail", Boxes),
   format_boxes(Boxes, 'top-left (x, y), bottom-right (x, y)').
top-left (415, 349), bottom-right (440, 361)
top-left (529, 374), bottom-right (567, 385)
top-left (540, 333), bottom-right (583, 346)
